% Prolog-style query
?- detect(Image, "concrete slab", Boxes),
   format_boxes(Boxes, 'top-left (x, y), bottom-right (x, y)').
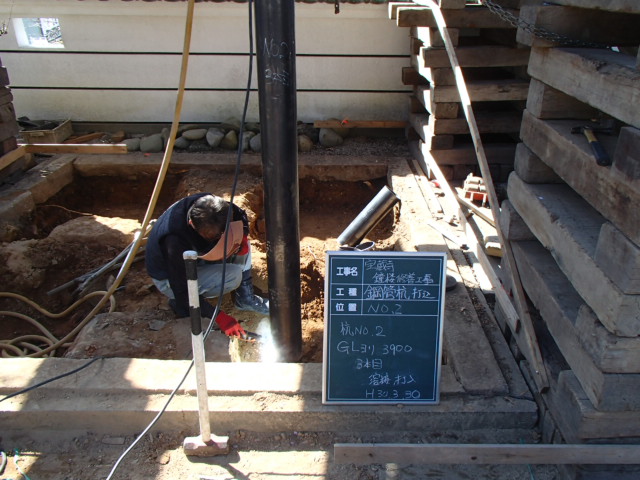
top-left (0, 358), bottom-right (536, 438)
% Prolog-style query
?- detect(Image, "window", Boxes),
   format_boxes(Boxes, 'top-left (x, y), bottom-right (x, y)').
top-left (13, 18), bottom-right (64, 49)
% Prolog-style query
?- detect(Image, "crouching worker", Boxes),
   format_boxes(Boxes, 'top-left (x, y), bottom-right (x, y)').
top-left (145, 193), bottom-right (269, 338)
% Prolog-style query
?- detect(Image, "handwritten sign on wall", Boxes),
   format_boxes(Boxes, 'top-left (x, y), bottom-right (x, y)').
top-left (322, 251), bottom-right (447, 405)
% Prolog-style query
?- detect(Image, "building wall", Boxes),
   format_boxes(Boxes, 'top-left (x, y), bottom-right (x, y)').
top-left (0, 0), bottom-right (410, 124)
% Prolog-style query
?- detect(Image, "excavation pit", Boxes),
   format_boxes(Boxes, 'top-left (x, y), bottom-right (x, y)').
top-left (0, 151), bottom-right (405, 363)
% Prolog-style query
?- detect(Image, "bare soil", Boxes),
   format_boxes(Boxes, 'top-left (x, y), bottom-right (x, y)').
top-left (0, 135), bottom-right (408, 363)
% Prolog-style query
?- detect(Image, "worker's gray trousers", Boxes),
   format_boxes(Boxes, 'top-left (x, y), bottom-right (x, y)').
top-left (152, 248), bottom-right (252, 300)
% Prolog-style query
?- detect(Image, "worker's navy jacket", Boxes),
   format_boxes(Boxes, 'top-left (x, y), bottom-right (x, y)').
top-left (145, 193), bottom-right (248, 317)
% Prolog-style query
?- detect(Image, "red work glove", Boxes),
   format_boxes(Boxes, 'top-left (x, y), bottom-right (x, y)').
top-left (237, 235), bottom-right (249, 256)
top-left (215, 310), bottom-right (247, 338)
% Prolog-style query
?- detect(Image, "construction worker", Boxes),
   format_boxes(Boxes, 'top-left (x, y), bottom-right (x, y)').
top-left (145, 193), bottom-right (269, 338)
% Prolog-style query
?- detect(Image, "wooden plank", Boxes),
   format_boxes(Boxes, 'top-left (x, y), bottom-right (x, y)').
top-left (421, 140), bottom-right (516, 166)
top-left (520, 111), bottom-right (640, 246)
top-left (414, 85), bottom-right (459, 118)
top-left (575, 304), bottom-right (640, 374)
top-left (63, 132), bottom-right (105, 144)
top-left (528, 47), bottom-right (640, 128)
top-left (410, 53), bottom-right (456, 85)
top-left (548, 370), bottom-right (640, 443)
top-left (422, 46), bottom-right (530, 68)
top-left (595, 222), bottom-right (640, 295)
top-left (388, 2), bottom-right (418, 20)
top-left (517, 5), bottom-right (640, 47)
top-left (402, 66), bottom-right (429, 86)
top-left (335, 443), bottom-right (640, 465)
top-left (0, 145), bottom-right (27, 171)
top-left (507, 173), bottom-right (640, 335)
top-left (415, 0), bottom-right (548, 392)
top-left (432, 79), bottom-right (530, 102)
top-left (414, 140), bottom-right (521, 333)
top-left (511, 240), bottom-right (640, 410)
top-left (21, 143), bottom-right (128, 154)
top-left (430, 111), bottom-right (523, 135)
top-left (411, 26), bottom-right (460, 48)
top-left (313, 120), bottom-right (407, 129)
top-left (513, 142), bottom-right (563, 184)
top-left (457, 192), bottom-right (495, 227)
top-left (548, 0), bottom-right (640, 13)
top-left (612, 125), bottom-right (640, 181)
top-left (526, 78), bottom-right (599, 120)
top-left (397, 6), bottom-right (516, 29)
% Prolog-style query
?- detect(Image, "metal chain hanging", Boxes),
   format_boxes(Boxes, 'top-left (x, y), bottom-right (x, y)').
top-left (0, 0), bottom-right (15, 36)
top-left (480, 0), bottom-right (611, 49)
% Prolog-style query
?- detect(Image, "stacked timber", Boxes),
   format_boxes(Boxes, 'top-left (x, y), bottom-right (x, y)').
top-left (498, 2), bottom-right (640, 479)
top-left (390, 0), bottom-right (530, 183)
top-left (0, 57), bottom-right (22, 181)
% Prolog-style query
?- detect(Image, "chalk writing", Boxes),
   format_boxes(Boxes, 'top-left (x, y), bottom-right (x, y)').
top-left (323, 252), bottom-right (446, 405)
top-left (262, 38), bottom-right (291, 60)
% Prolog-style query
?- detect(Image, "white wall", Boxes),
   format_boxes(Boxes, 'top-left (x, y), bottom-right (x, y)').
top-left (0, 0), bottom-right (411, 124)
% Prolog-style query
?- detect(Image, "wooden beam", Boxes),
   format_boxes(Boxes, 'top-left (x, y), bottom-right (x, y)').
top-left (397, 6), bottom-right (515, 29)
top-left (21, 143), bottom-right (128, 154)
top-left (422, 46), bottom-right (531, 68)
top-left (0, 145), bottom-right (27, 171)
top-left (415, 141), bottom-right (520, 333)
top-left (334, 443), bottom-right (640, 465)
top-left (432, 79), bottom-right (530, 103)
top-left (414, 0), bottom-right (549, 392)
top-left (313, 120), bottom-right (407, 129)
top-left (63, 132), bottom-right (105, 144)
top-left (517, 5), bottom-right (640, 47)
top-left (528, 47), bottom-right (640, 128)
top-left (456, 192), bottom-right (496, 227)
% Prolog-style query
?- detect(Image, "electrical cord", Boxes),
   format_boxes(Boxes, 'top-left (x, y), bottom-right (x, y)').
top-left (106, 0), bottom-right (254, 477)
top-left (0, 291), bottom-right (116, 357)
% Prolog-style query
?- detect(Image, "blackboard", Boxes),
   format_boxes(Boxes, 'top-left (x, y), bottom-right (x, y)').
top-left (322, 251), bottom-right (447, 405)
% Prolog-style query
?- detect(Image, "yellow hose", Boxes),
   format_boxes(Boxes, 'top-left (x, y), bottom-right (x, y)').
top-left (0, 0), bottom-right (196, 357)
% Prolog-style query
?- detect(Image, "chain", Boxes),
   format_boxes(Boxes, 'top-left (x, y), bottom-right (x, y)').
top-left (480, 0), bottom-right (611, 49)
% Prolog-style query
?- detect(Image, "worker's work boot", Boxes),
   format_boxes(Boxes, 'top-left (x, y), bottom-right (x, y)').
top-left (233, 270), bottom-right (270, 315)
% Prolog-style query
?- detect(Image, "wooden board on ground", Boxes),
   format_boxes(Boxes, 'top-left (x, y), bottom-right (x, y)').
top-left (520, 111), bottom-right (640, 247)
top-left (528, 47), bottom-right (640, 128)
top-left (334, 442), bottom-right (640, 465)
top-left (313, 120), bottom-right (407, 129)
top-left (507, 173), bottom-right (640, 336)
top-left (22, 143), bottom-right (128, 154)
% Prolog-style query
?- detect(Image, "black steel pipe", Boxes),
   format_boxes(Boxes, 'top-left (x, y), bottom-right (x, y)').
top-left (337, 186), bottom-right (400, 247)
top-left (255, 0), bottom-right (302, 361)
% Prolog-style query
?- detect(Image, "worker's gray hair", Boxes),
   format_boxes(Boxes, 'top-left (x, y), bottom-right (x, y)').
top-left (188, 194), bottom-right (229, 232)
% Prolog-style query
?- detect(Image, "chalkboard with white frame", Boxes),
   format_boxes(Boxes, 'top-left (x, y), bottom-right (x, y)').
top-left (322, 251), bottom-right (447, 405)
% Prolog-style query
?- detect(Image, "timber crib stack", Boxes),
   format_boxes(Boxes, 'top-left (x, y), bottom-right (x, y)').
top-left (496, 2), bottom-right (640, 479)
top-left (390, 0), bottom-right (529, 183)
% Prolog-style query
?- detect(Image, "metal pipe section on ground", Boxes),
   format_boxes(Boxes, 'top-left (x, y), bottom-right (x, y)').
top-left (337, 186), bottom-right (400, 248)
top-left (255, 0), bottom-right (302, 362)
